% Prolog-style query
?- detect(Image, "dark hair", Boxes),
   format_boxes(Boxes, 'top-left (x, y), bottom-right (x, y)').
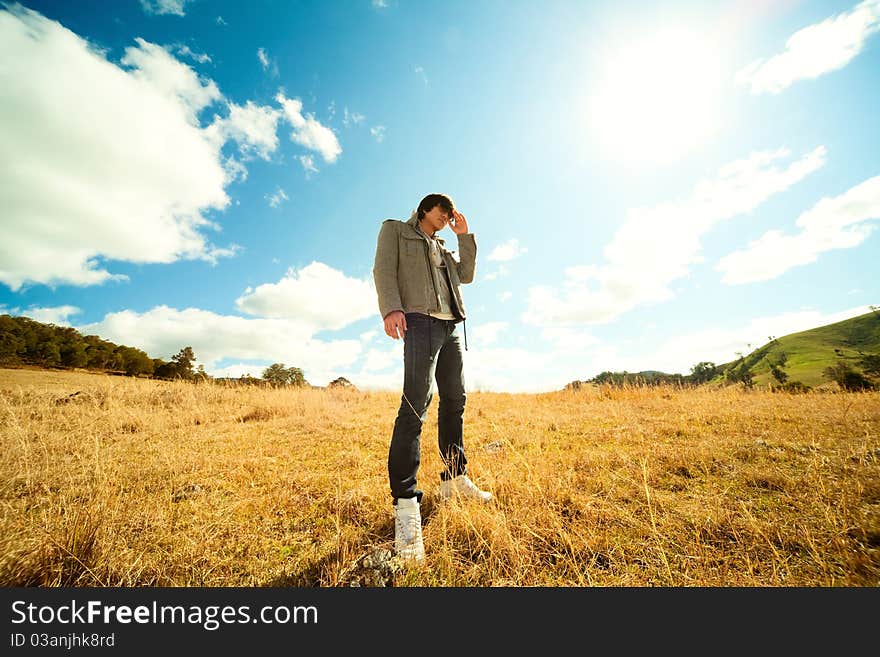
top-left (416, 193), bottom-right (455, 221)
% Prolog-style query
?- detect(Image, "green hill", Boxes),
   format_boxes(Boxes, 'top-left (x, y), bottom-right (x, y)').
top-left (715, 309), bottom-right (880, 389)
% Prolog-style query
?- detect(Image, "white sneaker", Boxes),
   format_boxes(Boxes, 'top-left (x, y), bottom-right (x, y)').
top-left (439, 475), bottom-right (493, 502)
top-left (393, 497), bottom-right (425, 561)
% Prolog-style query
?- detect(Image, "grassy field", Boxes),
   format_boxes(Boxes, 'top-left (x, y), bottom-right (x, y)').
top-left (1, 366), bottom-right (878, 587)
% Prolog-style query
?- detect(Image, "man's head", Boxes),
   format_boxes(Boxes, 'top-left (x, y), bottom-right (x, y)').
top-left (416, 193), bottom-right (455, 221)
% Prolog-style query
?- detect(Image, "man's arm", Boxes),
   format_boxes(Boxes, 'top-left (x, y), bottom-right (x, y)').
top-left (449, 210), bottom-right (476, 284)
top-left (372, 220), bottom-right (404, 319)
top-left (454, 233), bottom-right (476, 284)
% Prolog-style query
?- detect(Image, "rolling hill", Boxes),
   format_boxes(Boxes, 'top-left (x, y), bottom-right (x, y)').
top-left (713, 309), bottom-right (880, 388)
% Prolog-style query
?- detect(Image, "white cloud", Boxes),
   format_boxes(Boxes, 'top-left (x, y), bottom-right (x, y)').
top-left (121, 38), bottom-right (222, 123)
top-left (207, 363), bottom-right (269, 379)
top-left (372, 0), bottom-right (390, 8)
top-left (77, 306), bottom-right (363, 385)
top-left (523, 146), bottom-right (827, 326)
top-left (736, 0), bottom-right (880, 94)
top-left (337, 367), bottom-right (402, 392)
top-left (206, 100), bottom-right (281, 160)
top-left (359, 330), bottom-right (377, 343)
top-left (257, 47), bottom-right (279, 77)
top-left (222, 156), bottom-right (248, 183)
top-left (472, 321), bottom-right (508, 347)
top-left (171, 44), bottom-right (211, 64)
top-left (487, 239), bottom-right (527, 262)
top-left (0, 7), bottom-right (238, 291)
top-left (466, 346), bottom-right (563, 393)
top-left (140, 0), bottom-right (193, 16)
top-left (266, 187), bottom-right (289, 208)
top-left (483, 265), bottom-right (509, 282)
top-left (717, 175), bottom-right (880, 284)
top-left (370, 126), bottom-right (386, 143)
top-left (298, 155), bottom-right (318, 173)
top-left (234, 262), bottom-right (375, 329)
top-left (18, 305), bottom-right (81, 326)
top-left (499, 291), bottom-right (512, 302)
top-left (343, 108), bottom-right (366, 127)
top-left (362, 346), bottom-right (400, 372)
top-left (540, 327), bottom-right (601, 352)
top-left (414, 66), bottom-right (428, 86)
top-left (275, 93), bottom-right (342, 163)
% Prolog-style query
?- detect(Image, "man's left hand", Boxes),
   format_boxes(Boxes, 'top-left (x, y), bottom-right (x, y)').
top-left (450, 210), bottom-right (469, 235)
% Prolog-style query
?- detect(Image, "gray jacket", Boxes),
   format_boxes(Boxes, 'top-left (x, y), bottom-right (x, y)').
top-left (372, 211), bottom-right (477, 322)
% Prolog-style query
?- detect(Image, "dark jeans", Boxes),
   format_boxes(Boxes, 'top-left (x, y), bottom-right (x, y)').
top-left (388, 312), bottom-right (468, 503)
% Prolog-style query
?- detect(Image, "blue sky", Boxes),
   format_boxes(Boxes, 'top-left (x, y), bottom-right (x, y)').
top-left (1, 0), bottom-right (878, 392)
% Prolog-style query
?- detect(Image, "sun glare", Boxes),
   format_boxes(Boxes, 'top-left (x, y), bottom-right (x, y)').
top-left (589, 27), bottom-right (724, 167)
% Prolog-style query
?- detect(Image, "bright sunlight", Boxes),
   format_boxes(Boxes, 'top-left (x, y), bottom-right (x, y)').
top-left (590, 27), bottom-right (724, 167)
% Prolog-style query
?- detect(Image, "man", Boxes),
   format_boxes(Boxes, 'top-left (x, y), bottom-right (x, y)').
top-left (372, 192), bottom-right (492, 562)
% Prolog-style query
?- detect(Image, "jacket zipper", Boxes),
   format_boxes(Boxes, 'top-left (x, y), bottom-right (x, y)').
top-left (423, 239), bottom-right (441, 311)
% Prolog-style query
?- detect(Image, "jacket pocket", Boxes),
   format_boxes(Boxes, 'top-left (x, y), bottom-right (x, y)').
top-left (401, 234), bottom-right (423, 257)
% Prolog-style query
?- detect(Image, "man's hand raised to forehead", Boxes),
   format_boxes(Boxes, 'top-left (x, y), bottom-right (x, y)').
top-left (449, 210), bottom-right (468, 235)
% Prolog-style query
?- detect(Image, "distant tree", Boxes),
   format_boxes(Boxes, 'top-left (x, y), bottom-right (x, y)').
top-left (262, 363), bottom-right (307, 387)
top-left (779, 381), bottom-right (811, 394)
top-left (58, 326), bottom-right (88, 368)
top-left (689, 361), bottom-right (718, 385)
top-left (726, 357), bottom-right (754, 388)
top-left (768, 351), bottom-right (789, 385)
top-left (769, 363), bottom-right (788, 385)
top-left (287, 366), bottom-right (306, 387)
top-left (171, 347), bottom-right (196, 380)
top-left (591, 371), bottom-right (617, 385)
top-left (152, 358), bottom-right (175, 379)
top-left (117, 346), bottom-right (154, 377)
top-left (0, 315), bottom-right (25, 363)
top-left (735, 366), bottom-right (755, 388)
top-left (84, 335), bottom-right (119, 370)
top-left (823, 361), bottom-right (874, 391)
top-left (589, 370), bottom-right (685, 387)
top-left (36, 338), bottom-right (62, 367)
top-left (262, 363), bottom-right (289, 386)
top-left (859, 354), bottom-right (880, 379)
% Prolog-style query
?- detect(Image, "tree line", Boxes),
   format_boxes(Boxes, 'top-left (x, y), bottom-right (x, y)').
top-left (0, 314), bottom-right (310, 387)
top-left (567, 345), bottom-right (878, 392)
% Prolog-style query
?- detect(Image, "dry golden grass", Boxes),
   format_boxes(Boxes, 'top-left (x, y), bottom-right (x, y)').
top-left (1, 367), bottom-right (878, 587)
